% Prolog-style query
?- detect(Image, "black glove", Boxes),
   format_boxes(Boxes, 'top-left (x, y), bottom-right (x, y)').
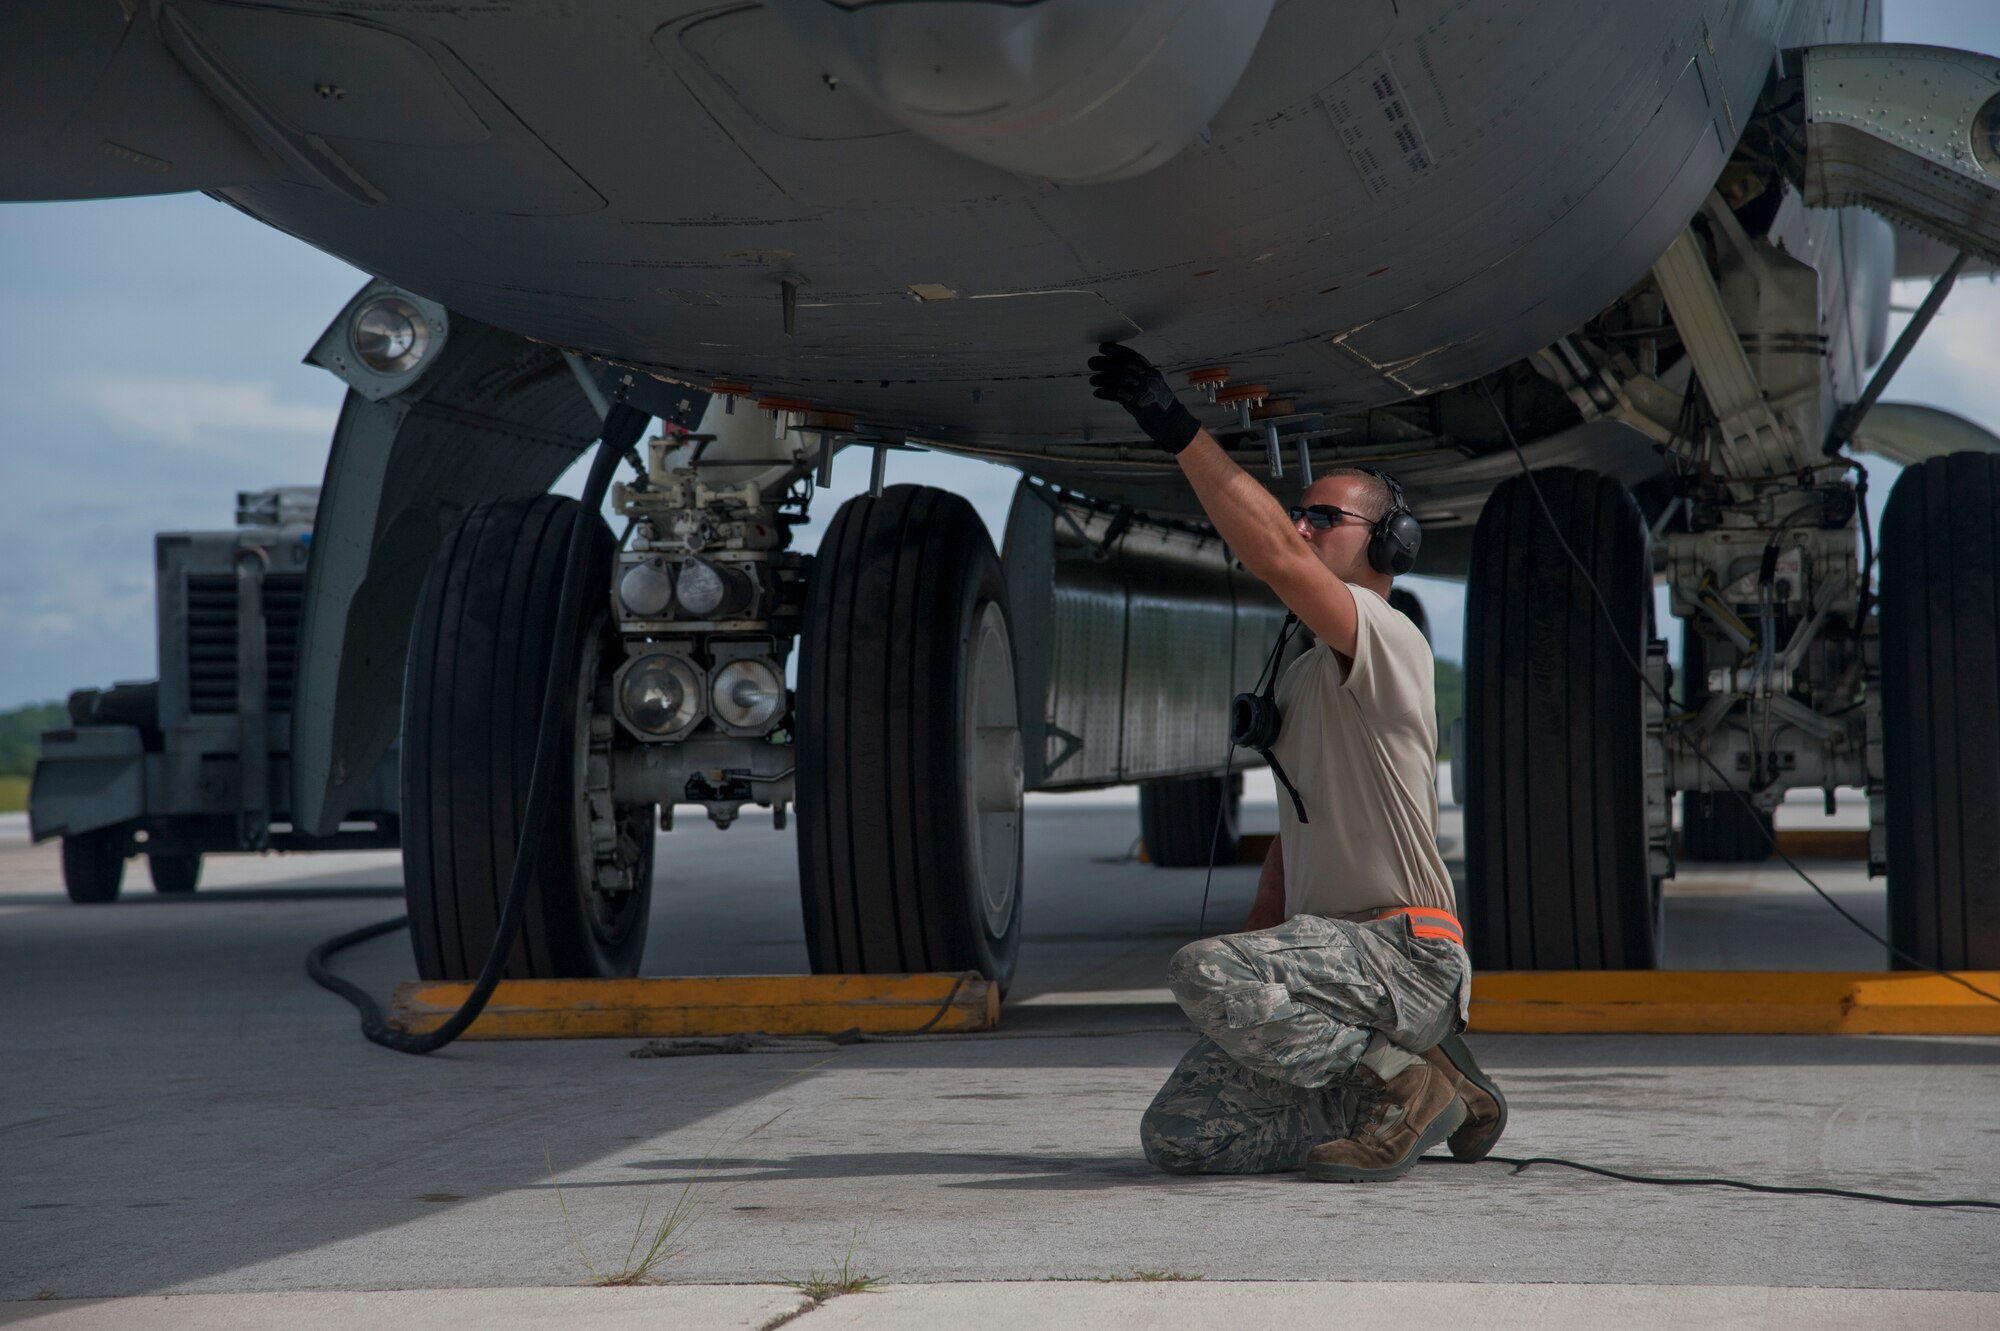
top-left (1088, 342), bottom-right (1201, 453)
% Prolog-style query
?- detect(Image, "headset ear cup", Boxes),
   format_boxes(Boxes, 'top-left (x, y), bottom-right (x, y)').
top-left (1367, 523), bottom-right (1395, 576)
top-left (1384, 510), bottom-right (1422, 575)
top-left (1358, 466), bottom-right (1421, 576)
top-left (1367, 512), bottom-right (1422, 576)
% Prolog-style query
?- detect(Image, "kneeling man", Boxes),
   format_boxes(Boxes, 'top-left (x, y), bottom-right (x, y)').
top-left (1087, 343), bottom-right (1507, 1182)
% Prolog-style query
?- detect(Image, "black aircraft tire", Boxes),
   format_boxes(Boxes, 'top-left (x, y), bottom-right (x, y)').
top-left (148, 852), bottom-right (202, 895)
top-left (797, 486), bottom-right (1025, 991)
top-left (62, 830), bottom-right (126, 904)
top-left (1464, 467), bottom-right (1659, 970)
top-left (401, 494), bottom-right (654, 982)
top-left (1880, 453), bottom-right (2000, 970)
top-left (1139, 774), bottom-right (1242, 867)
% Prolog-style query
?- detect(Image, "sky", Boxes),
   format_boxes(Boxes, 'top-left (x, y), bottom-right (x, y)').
top-left (2, 1), bottom-right (1998, 710)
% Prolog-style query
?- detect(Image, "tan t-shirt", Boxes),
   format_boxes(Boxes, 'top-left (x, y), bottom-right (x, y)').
top-left (1269, 584), bottom-right (1455, 922)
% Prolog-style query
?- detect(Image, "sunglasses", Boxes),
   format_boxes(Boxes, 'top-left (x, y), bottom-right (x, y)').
top-left (1288, 503), bottom-right (1370, 530)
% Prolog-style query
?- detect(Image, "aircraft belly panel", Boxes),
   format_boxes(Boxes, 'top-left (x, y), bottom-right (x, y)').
top-left (190, 2), bottom-right (1749, 442)
top-left (1338, 55), bottom-right (1730, 394)
top-left (7, 1), bottom-right (1872, 482)
top-left (1, 5), bottom-right (279, 200)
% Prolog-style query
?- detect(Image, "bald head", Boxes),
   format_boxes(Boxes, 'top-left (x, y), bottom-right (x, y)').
top-left (1288, 467), bottom-right (1399, 593)
top-left (1305, 468), bottom-right (1394, 523)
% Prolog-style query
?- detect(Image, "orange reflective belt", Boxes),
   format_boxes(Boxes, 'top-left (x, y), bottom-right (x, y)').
top-left (1373, 906), bottom-right (1464, 946)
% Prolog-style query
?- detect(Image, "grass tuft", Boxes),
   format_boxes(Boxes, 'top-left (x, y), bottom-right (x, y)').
top-left (546, 1147), bottom-right (710, 1286)
top-left (542, 1109), bottom-right (799, 1288)
top-left (787, 1225), bottom-right (881, 1304)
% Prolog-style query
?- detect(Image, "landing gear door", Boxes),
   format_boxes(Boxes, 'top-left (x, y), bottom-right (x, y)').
top-left (1798, 44), bottom-right (2000, 267)
top-left (291, 282), bottom-right (603, 835)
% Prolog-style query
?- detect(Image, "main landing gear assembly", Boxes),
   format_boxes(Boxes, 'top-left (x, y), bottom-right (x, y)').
top-left (398, 402), bottom-right (1025, 990)
top-left (1458, 39), bottom-right (2000, 972)
top-left (1463, 448), bottom-right (2000, 973)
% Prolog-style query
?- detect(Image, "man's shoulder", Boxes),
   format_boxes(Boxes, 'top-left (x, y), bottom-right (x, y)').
top-left (1358, 585), bottom-right (1432, 666)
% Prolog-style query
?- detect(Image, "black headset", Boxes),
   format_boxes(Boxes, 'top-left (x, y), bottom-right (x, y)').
top-left (1356, 467), bottom-right (1423, 576)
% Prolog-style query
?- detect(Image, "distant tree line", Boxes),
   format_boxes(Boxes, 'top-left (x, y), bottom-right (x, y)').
top-left (1434, 658), bottom-right (1463, 759)
top-left (0, 702), bottom-right (65, 778)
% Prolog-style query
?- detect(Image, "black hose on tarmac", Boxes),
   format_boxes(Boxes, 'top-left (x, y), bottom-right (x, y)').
top-left (305, 402), bottom-right (650, 1055)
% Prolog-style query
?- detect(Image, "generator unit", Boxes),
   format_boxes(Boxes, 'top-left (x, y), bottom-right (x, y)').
top-left (28, 487), bottom-right (399, 903)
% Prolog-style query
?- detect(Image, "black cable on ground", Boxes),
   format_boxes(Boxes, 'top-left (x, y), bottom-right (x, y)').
top-left (305, 401), bottom-right (650, 1055)
top-left (1421, 1154), bottom-right (2000, 1211)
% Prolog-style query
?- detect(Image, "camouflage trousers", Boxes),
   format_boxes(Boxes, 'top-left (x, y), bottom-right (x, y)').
top-left (1142, 913), bottom-right (1470, 1175)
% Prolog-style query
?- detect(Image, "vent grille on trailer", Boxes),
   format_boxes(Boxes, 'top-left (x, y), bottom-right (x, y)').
top-left (184, 572), bottom-right (305, 715)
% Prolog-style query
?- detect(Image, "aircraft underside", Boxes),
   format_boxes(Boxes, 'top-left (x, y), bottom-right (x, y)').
top-left (15, 2), bottom-right (2000, 987)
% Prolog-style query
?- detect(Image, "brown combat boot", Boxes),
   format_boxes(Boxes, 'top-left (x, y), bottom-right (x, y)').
top-left (1304, 1061), bottom-right (1466, 1182)
top-left (1422, 1033), bottom-right (1509, 1162)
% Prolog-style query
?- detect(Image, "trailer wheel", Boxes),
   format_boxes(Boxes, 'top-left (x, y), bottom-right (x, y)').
top-left (1464, 467), bottom-right (1661, 969)
top-left (62, 830), bottom-right (126, 904)
top-left (797, 486), bottom-right (1024, 991)
top-left (1880, 453), bottom-right (2000, 969)
top-left (148, 853), bottom-right (202, 895)
top-left (401, 494), bottom-right (654, 981)
top-left (1140, 773), bottom-right (1242, 867)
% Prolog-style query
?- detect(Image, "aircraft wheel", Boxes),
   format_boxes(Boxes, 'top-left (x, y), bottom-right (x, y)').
top-left (148, 852), bottom-right (202, 895)
top-left (797, 486), bottom-right (1024, 991)
top-left (1139, 773), bottom-right (1241, 867)
top-left (1880, 453), bottom-right (2000, 969)
top-left (1464, 467), bottom-right (1661, 969)
top-left (401, 495), bottom-right (654, 981)
top-left (62, 829), bottom-right (126, 904)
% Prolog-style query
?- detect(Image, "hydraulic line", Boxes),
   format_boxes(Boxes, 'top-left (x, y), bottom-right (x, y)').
top-left (306, 400), bottom-right (651, 1055)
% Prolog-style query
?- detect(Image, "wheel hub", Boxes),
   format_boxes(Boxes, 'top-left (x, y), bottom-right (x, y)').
top-left (572, 631), bottom-right (649, 918)
top-left (964, 602), bottom-right (1023, 939)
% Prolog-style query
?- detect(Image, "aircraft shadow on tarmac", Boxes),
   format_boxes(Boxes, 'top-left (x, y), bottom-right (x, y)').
top-left (580, 1150), bottom-right (1170, 1192)
top-left (5, 886), bottom-right (404, 907)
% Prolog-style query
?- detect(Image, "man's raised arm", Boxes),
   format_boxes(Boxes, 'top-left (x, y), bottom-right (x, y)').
top-left (1086, 342), bottom-right (1360, 658)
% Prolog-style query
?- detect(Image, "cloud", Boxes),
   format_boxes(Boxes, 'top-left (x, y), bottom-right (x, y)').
top-left (1888, 279), bottom-right (2000, 431)
top-left (82, 375), bottom-right (339, 451)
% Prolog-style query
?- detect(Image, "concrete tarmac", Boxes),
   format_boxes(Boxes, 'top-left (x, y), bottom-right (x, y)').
top-left (2, 778), bottom-right (1996, 1324)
